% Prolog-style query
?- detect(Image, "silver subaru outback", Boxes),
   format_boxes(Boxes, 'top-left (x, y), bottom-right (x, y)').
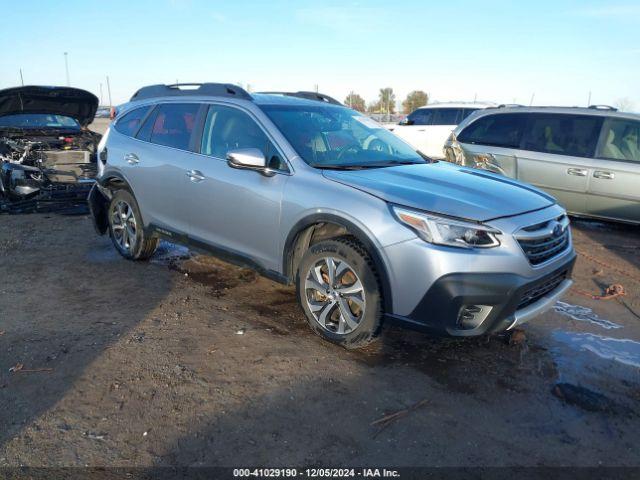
top-left (89, 83), bottom-right (575, 349)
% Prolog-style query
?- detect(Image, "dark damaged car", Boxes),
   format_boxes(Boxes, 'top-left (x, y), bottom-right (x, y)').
top-left (0, 86), bottom-right (101, 213)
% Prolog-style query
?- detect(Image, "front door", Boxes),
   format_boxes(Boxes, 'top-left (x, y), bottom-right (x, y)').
top-left (182, 104), bottom-right (289, 272)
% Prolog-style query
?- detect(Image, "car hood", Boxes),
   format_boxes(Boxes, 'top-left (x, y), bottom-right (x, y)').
top-left (0, 86), bottom-right (99, 127)
top-left (322, 162), bottom-right (555, 222)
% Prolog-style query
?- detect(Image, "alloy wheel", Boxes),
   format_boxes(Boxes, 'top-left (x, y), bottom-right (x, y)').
top-left (304, 256), bottom-right (365, 335)
top-left (111, 200), bottom-right (137, 254)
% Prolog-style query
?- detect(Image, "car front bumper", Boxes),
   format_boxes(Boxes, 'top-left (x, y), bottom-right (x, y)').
top-left (383, 248), bottom-right (576, 337)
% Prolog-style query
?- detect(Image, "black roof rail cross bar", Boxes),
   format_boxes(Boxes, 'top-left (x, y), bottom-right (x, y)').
top-left (588, 104), bottom-right (618, 111)
top-left (130, 83), bottom-right (253, 101)
top-left (258, 91), bottom-right (342, 105)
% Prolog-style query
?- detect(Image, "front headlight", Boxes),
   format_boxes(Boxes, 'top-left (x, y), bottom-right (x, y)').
top-left (393, 206), bottom-right (501, 249)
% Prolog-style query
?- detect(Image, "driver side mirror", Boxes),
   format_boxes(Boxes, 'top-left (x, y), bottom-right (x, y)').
top-left (399, 118), bottom-right (414, 126)
top-left (226, 148), bottom-right (274, 176)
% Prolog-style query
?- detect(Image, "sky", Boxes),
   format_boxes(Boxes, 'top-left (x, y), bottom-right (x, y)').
top-left (1, 0), bottom-right (638, 110)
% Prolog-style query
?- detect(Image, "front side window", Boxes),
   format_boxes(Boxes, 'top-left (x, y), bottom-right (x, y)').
top-left (148, 103), bottom-right (199, 150)
top-left (458, 113), bottom-right (527, 149)
top-left (200, 105), bottom-right (285, 170)
top-left (114, 106), bottom-right (150, 137)
top-left (262, 104), bottom-right (425, 168)
top-left (520, 114), bottom-right (602, 158)
top-left (597, 118), bottom-right (640, 162)
top-left (431, 108), bottom-right (461, 126)
top-left (407, 109), bottom-right (432, 125)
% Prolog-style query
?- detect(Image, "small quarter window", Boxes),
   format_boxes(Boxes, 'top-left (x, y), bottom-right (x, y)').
top-left (114, 106), bottom-right (151, 137)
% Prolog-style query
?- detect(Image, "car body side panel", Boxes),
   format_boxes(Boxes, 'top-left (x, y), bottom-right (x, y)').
top-left (585, 158), bottom-right (640, 223)
top-left (182, 153), bottom-right (289, 272)
top-left (107, 131), bottom-right (191, 233)
top-left (516, 151), bottom-right (590, 215)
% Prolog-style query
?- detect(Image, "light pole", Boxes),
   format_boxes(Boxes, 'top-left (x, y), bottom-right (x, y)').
top-left (64, 52), bottom-right (70, 86)
top-left (106, 76), bottom-right (112, 108)
top-left (19, 69), bottom-right (24, 86)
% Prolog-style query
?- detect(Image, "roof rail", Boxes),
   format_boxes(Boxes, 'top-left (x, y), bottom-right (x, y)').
top-left (588, 104), bottom-right (617, 111)
top-left (495, 103), bottom-right (524, 108)
top-left (258, 91), bottom-right (342, 105)
top-left (130, 83), bottom-right (252, 101)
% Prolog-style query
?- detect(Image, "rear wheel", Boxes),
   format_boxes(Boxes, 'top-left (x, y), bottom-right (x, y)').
top-left (296, 237), bottom-right (382, 349)
top-left (108, 189), bottom-right (158, 260)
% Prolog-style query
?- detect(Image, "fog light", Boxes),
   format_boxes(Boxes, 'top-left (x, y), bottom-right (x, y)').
top-left (457, 304), bottom-right (492, 330)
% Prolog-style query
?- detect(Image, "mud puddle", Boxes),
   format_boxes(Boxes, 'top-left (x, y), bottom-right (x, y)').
top-left (553, 330), bottom-right (640, 369)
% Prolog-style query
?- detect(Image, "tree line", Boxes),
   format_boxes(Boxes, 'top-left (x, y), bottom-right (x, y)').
top-left (344, 89), bottom-right (428, 114)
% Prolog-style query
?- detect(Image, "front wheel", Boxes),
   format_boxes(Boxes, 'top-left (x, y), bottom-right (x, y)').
top-left (296, 237), bottom-right (383, 349)
top-left (108, 189), bottom-right (158, 261)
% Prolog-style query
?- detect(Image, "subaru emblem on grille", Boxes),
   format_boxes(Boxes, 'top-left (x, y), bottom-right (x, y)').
top-left (551, 221), bottom-right (564, 238)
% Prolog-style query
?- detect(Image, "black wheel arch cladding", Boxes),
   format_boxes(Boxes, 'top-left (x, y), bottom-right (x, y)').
top-left (284, 213), bottom-right (393, 313)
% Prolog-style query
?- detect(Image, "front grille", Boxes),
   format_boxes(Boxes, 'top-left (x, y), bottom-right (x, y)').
top-left (517, 270), bottom-right (567, 310)
top-left (516, 215), bottom-right (570, 265)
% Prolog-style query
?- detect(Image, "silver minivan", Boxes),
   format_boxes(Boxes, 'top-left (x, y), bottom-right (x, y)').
top-left (444, 106), bottom-right (640, 224)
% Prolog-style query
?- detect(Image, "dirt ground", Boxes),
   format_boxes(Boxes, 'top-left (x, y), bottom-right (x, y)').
top-left (0, 212), bottom-right (639, 469)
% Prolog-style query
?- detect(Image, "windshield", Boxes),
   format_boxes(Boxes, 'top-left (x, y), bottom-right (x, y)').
top-left (0, 113), bottom-right (81, 130)
top-left (261, 104), bottom-right (426, 168)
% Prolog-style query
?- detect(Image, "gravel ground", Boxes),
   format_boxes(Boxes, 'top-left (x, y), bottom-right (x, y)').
top-left (0, 212), bottom-right (639, 469)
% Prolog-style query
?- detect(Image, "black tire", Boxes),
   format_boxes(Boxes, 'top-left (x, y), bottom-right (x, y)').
top-left (296, 236), bottom-right (383, 349)
top-left (107, 189), bottom-right (158, 261)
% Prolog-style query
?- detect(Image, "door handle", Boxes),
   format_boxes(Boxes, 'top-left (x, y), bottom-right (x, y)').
top-left (186, 170), bottom-right (205, 182)
top-left (567, 167), bottom-right (587, 177)
top-left (124, 153), bottom-right (139, 165)
top-left (593, 170), bottom-right (615, 180)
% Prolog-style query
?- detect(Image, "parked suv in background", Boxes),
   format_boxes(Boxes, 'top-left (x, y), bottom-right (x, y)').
top-left (388, 102), bottom-right (494, 159)
top-left (445, 106), bottom-right (640, 224)
top-left (89, 83), bottom-right (575, 349)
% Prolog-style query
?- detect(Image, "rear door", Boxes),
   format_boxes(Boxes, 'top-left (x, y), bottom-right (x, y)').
top-left (127, 102), bottom-right (202, 234)
top-left (181, 103), bottom-right (289, 271)
top-left (516, 113), bottom-right (603, 215)
top-left (586, 117), bottom-right (640, 223)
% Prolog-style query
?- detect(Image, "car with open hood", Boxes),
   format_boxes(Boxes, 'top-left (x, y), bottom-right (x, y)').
top-left (0, 85), bottom-right (101, 212)
top-left (89, 83), bottom-right (576, 349)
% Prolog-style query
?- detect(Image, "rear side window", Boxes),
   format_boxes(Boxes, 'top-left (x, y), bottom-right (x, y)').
top-left (431, 108), bottom-right (461, 125)
top-left (458, 113), bottom-right (527, 148)
top-left (521, 114), bottom-right (602, 158)
top-left (597, 118), bottom-right (640, 162)
top-left (114, 106), bottom-right (150, 137)
top-left (407, 109), bottom-right (433, 125)
top-left (147, 103), bottom-right (199, 150)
